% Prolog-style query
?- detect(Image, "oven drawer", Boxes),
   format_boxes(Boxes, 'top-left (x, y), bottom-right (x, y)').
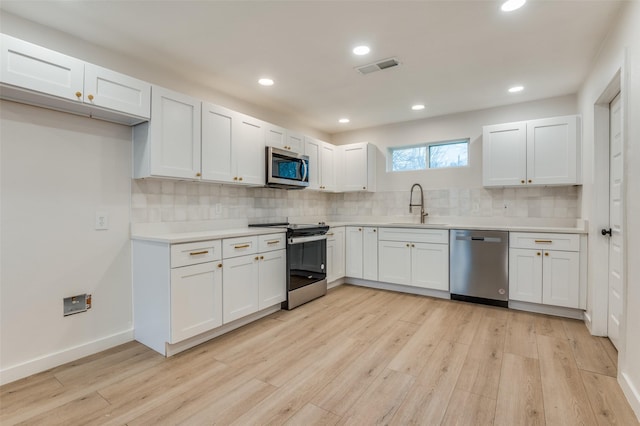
top-left (223, 236), bottom-right (258, 258)
top-left (171, 240), bottom-right (222, 268)
top-left (258, 233), bottom-right (286, 252)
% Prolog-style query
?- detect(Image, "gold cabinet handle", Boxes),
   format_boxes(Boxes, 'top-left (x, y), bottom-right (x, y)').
top-left (260, 256), bottom-right (264, 260)
top-left (267, 240), bottom-right (280, 245)
top-left (75, 91), bottom-right (82, 98)
top-left (87, 94), bottom-right (94, 101)
top-left (363, 186), bottom-right (366, 190)
top-left (189, 250), bottom-right (209, 256)
top-left (373, 229), bottom-right (377, 232)
top-left (234, 244), bottom-right (250, 249)
top-left (196, 172), bottom-right (201, 177)
top-left (233, 177), bottom-right (238, 181)
top-left (406, 243), bottom-right (410, 247)
top-left (528, 179), bottom-right (532, 183)
top-left (255, 256), bottom-right (259, 261)
top-left (534, 240), bottom-right (553, 244)
top-left (239, 177), bottom-right (243, 181)
top-left (326, 232), bottom-right (334, 236)
top-left (521, 179), bottom-right (525, 184)
top-left (358, 228), bottom-right (362, 231)
top-left (537, 252), bottom-right (541, 256)
top-left (411, 244), bottom-right (415, 247)
top-left (217, 263), bottom-right (223, 268)
top-left (545, 252), bottom-right (549, 256)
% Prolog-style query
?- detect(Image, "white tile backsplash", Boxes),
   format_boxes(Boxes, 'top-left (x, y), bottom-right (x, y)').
top-left (131, 179), bottom-right (581, 226)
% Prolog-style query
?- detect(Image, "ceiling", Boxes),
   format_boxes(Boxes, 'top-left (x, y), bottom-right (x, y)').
top-left (0, 1), bottom-right (624, 134)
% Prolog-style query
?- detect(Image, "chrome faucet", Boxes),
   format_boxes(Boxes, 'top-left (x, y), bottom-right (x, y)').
top-left (409, 183), bottom-right (428, 224)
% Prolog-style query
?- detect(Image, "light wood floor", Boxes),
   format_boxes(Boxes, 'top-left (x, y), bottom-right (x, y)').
top-left (1, 284), bottom-right (638, 425)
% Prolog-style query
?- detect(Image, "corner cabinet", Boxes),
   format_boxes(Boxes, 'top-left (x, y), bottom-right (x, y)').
top-left (483, 115), bottom-right (580, 187)
top-left (341, 142), bottom-right (377, 192)
top-left (509, 232), bottom-right (584, 309)
top-left (377, 228), bottom-right (449, 291)
top-left (133, 86), bottom-right (201, 180)
top-left (1, 33), bottom-right (150, 125)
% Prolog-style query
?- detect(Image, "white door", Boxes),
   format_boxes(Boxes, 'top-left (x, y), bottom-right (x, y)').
top-left (201, 102), bottom-right (235, 183)
top-left (482, 121), bottom-right (527, 187)
top-left (508, 248), bottom-right (543, 304)
top-left (304, 137), bottom-right (321, 190)
top-left (342, 143), bottom-right (367, 191)
top-left (542, 250), bottom-right (580, 309)
top-left (222, 254), bottom-right (260, 323)
top-left (258, 250), bottom-right (286, 309)
top-left (378, 241), bottom-right (411, 286)
top-left (411, 243), bottom-right (449, 291)
top-left (264, 123), bottom-right (287, 149)
top-left (363, 227), bottom-right (378, 281)
top-left (83, 63), bottom-right (151, 118)
top-left (345, 227), bottom-right (363, 278)
top-left (526, 115), bottom-right (578, 185)
top-left (320, 142), bottom-right (337, 191)
top-left (234, 114), bottom-right (265, 185)
top-left (607, 92), bottom-right (624, 349)
top-left (286, 131), bottom-right (305, 153)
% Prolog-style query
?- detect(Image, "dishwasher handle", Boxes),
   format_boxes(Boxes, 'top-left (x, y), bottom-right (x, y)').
top-left (455, 235), bottom-right (503, 243)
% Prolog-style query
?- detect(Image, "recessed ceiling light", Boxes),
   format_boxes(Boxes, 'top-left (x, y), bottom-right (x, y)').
top-left (353, 45), bottom-right (370, 56)
top-left (501, 0), bottom-right (526, 12)
top-left (508, 85), bottom-right (524, 93)
top-left (258, 78), bottom-right (274, 86)
top-left (411, 104), bottom-right (425, 111)
top-left (338, 118), bottom-right (350, 124)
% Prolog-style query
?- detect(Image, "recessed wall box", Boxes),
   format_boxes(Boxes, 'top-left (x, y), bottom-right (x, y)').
top-left (63, 294), bottom-right (91, 316)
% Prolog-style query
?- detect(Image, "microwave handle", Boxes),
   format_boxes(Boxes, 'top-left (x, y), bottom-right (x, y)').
top-left (302, 159), bottom-right (308, 182)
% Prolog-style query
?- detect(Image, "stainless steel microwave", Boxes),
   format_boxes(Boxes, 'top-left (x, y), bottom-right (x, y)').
top-left (265, 146), bottom-right (309, 189)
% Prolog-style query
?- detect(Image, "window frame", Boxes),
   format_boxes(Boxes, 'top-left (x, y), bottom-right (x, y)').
top-left (387, 138), bottom-right (470, 172)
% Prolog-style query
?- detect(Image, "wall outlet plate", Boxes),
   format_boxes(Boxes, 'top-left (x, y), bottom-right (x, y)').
top-left (95, 212), bottom-right (109, 230)
top-left (63, 294), bottom-right (91, 316)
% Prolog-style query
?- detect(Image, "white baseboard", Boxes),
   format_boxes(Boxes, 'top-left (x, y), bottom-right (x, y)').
top-left (346, 278), bottom-right (450, 300)
top-left (327, 277), bottom-right (345, 289)
top-left (508, 300), bottom-right (584, 320)
top-left (0, 329), bottom-right (134, 386)
top-left (620, 371), bottom-right (640, 422)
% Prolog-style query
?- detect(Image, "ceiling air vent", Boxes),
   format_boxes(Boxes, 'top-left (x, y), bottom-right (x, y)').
top-left (355, 57), bottom-right (400, 75)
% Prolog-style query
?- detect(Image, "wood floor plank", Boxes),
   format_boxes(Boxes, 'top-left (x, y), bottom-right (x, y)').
top-left (444, 301), bottom-right (483, 345)
top-left (494, 353), bottom-right (545, 426)
top-left (440, 389), bottom-right (497, 426)
top-left (390, 339), bottom-right (469, 425)
top-left (504, 311), bottom-right (539, 359)
top-left (341, 368), bottom-right (415, 425)
top-left (283, 403), bottom-right (341, 426)
top-left (598, 337), bottom-right (618, 370)
top-left (537, 334), bottom-right (597, 425)
top-left (563, 319), bottom-right (617, 377)
top-left (397, 294), bottom-right (440, 325)
top-left (13, 391), bottom-right (110, 426)
top-left (581, 370), bottom-right (640, 425)
top-left (535, 314), bottom-right (568, 339)
top-left (311, 319), bottom-right (418, 416)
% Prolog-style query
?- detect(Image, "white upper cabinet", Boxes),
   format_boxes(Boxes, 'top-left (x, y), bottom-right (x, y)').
top-left (483, 115), bottom-right (580, 187)
top-left (304, 137), bottom-right (322, 190)
top-left (201, 102), bottom-right (235, 183)
top-left (0, 34), bottom-right (150, 125)
top-left (305, 137), bottom-right (338, 191)
top-left (341, 142), bottom-right (376, 192)
top-left (264, 123), bottom-right (305, 154)
top-left (83, 63), bottom-right (150, 119)
top-left (286, 131), bottom-right (305, 153)
top-left (133, 86), bottom-right (201, 180)
top-left (235, 113), bottom-right (265, 185)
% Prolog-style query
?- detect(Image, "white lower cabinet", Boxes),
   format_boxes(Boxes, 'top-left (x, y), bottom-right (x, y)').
top-left (170, 261), bottom-right (222, 343)
top-left (327, 227), bottom-right (346, 283)
top-left (258, 249), bottom-right (286, 309)
top-left (345, 226), bottom-right (378, 280)
top-left (223, 254), bottom-right (260, 323)
top-left (378, 228), bottom-right (449, 291)
top-left (509, 232), bottom-right (581, 309)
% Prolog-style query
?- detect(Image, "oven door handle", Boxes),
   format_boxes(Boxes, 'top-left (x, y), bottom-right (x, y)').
top-left (288, 234), bottom-right (327, 245)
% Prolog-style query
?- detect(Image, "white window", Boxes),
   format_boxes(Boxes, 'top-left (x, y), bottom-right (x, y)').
top-left (389, 139), bottom-right (469, 171)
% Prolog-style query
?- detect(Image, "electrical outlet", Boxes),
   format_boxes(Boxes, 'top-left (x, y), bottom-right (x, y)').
top-left (95, 212), bottom-right (109, 230)
top-left (63, 294), bottom-right (91, 316)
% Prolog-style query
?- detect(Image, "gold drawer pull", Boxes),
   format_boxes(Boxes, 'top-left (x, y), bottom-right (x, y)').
top-left (267, 240), bottom-right (280, 245)
top-left (326, 232), bottom-right (335, 236)
top-left (189, 250), bottom-right (209, 256)
top-left (534, 240), bottom-right (553, 244)
top-left (234, 244), bottom-right (250, 249)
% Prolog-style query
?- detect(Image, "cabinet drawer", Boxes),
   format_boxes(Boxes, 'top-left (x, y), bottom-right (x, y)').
top-left (223, 236), bottom-right (258, 258)
top-left (378, 227), bottom-right (448, 244)
top-left (510, 232), bottom-right (579, 251)
top-left (171, 240), bottom-right (221, 268)
top-left (258, 233), bottom-right (286, 252)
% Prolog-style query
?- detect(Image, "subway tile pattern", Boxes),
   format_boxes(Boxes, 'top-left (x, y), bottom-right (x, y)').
top-left (132, 179), bottom-right (580, 224)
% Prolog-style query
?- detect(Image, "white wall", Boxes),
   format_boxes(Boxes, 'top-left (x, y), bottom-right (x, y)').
top-left (331, 95), bottom-right (578, 192)
top-left (577, 0), bottom-right (640, 418)
top-left (0, 101), bottom-right (133, 383)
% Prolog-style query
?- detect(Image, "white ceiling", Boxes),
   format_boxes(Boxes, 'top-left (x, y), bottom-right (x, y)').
top-left (0, 1), bottom-right (624, 134)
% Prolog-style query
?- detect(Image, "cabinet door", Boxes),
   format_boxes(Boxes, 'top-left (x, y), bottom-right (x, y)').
top-left (304, 137), bottom-right (321, 190)
top-left (482, 121), bottom-right (527, 187)
top-left (83, 63), bottom-right (150, 118)
top-left (223, 254), bottom-right (260, 323)
top-left (378, 241), bottom-right (411, 285)
top-left (542, 250), bottom-right (580, 308)
top-left (259, 249), bottom-right (286, 309)
top-left (265, 123), bottom-right (287, 149)
top-left (320, 142), bottom-right (337, 191)
top-left (363, 227), bottom-right (378, 281)
top-left (327, 227), bottom-right (346, 282)
top-left (234, 114), bottom-right (265, 185)
top-left (411, 243), bottom-right (449, 291)
top-left (149, 86), bottom-right (201, 179)
top-left (527, 115), bottom-right (578, 185)
top-left (345, 227), bottom-right (363, 278)
top-left (342, 143), bottom-right (368, 191)
top-left (509, 248), bottom-right (543, 303)
top-left (170, 262), bottom-right (222, 343)
top-left (0, 34), bottom-right (84, 102)
top-left (202, 102), bottom-right (235, 183)
top-left (327, 237), bottom-right (337, 283)
top-left (286, 131), bottom-right (305, 153)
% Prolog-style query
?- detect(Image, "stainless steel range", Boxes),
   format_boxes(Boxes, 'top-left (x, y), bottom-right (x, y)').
top-left (250, 222), bottom-right (329, 309)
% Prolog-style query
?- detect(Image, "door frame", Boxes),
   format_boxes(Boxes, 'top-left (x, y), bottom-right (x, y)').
top-left (587, 69), bottom-right (624, 338)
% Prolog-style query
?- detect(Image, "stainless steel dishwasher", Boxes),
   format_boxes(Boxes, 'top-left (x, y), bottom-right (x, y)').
top-left (449, 229), bottom-right (509, 307)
